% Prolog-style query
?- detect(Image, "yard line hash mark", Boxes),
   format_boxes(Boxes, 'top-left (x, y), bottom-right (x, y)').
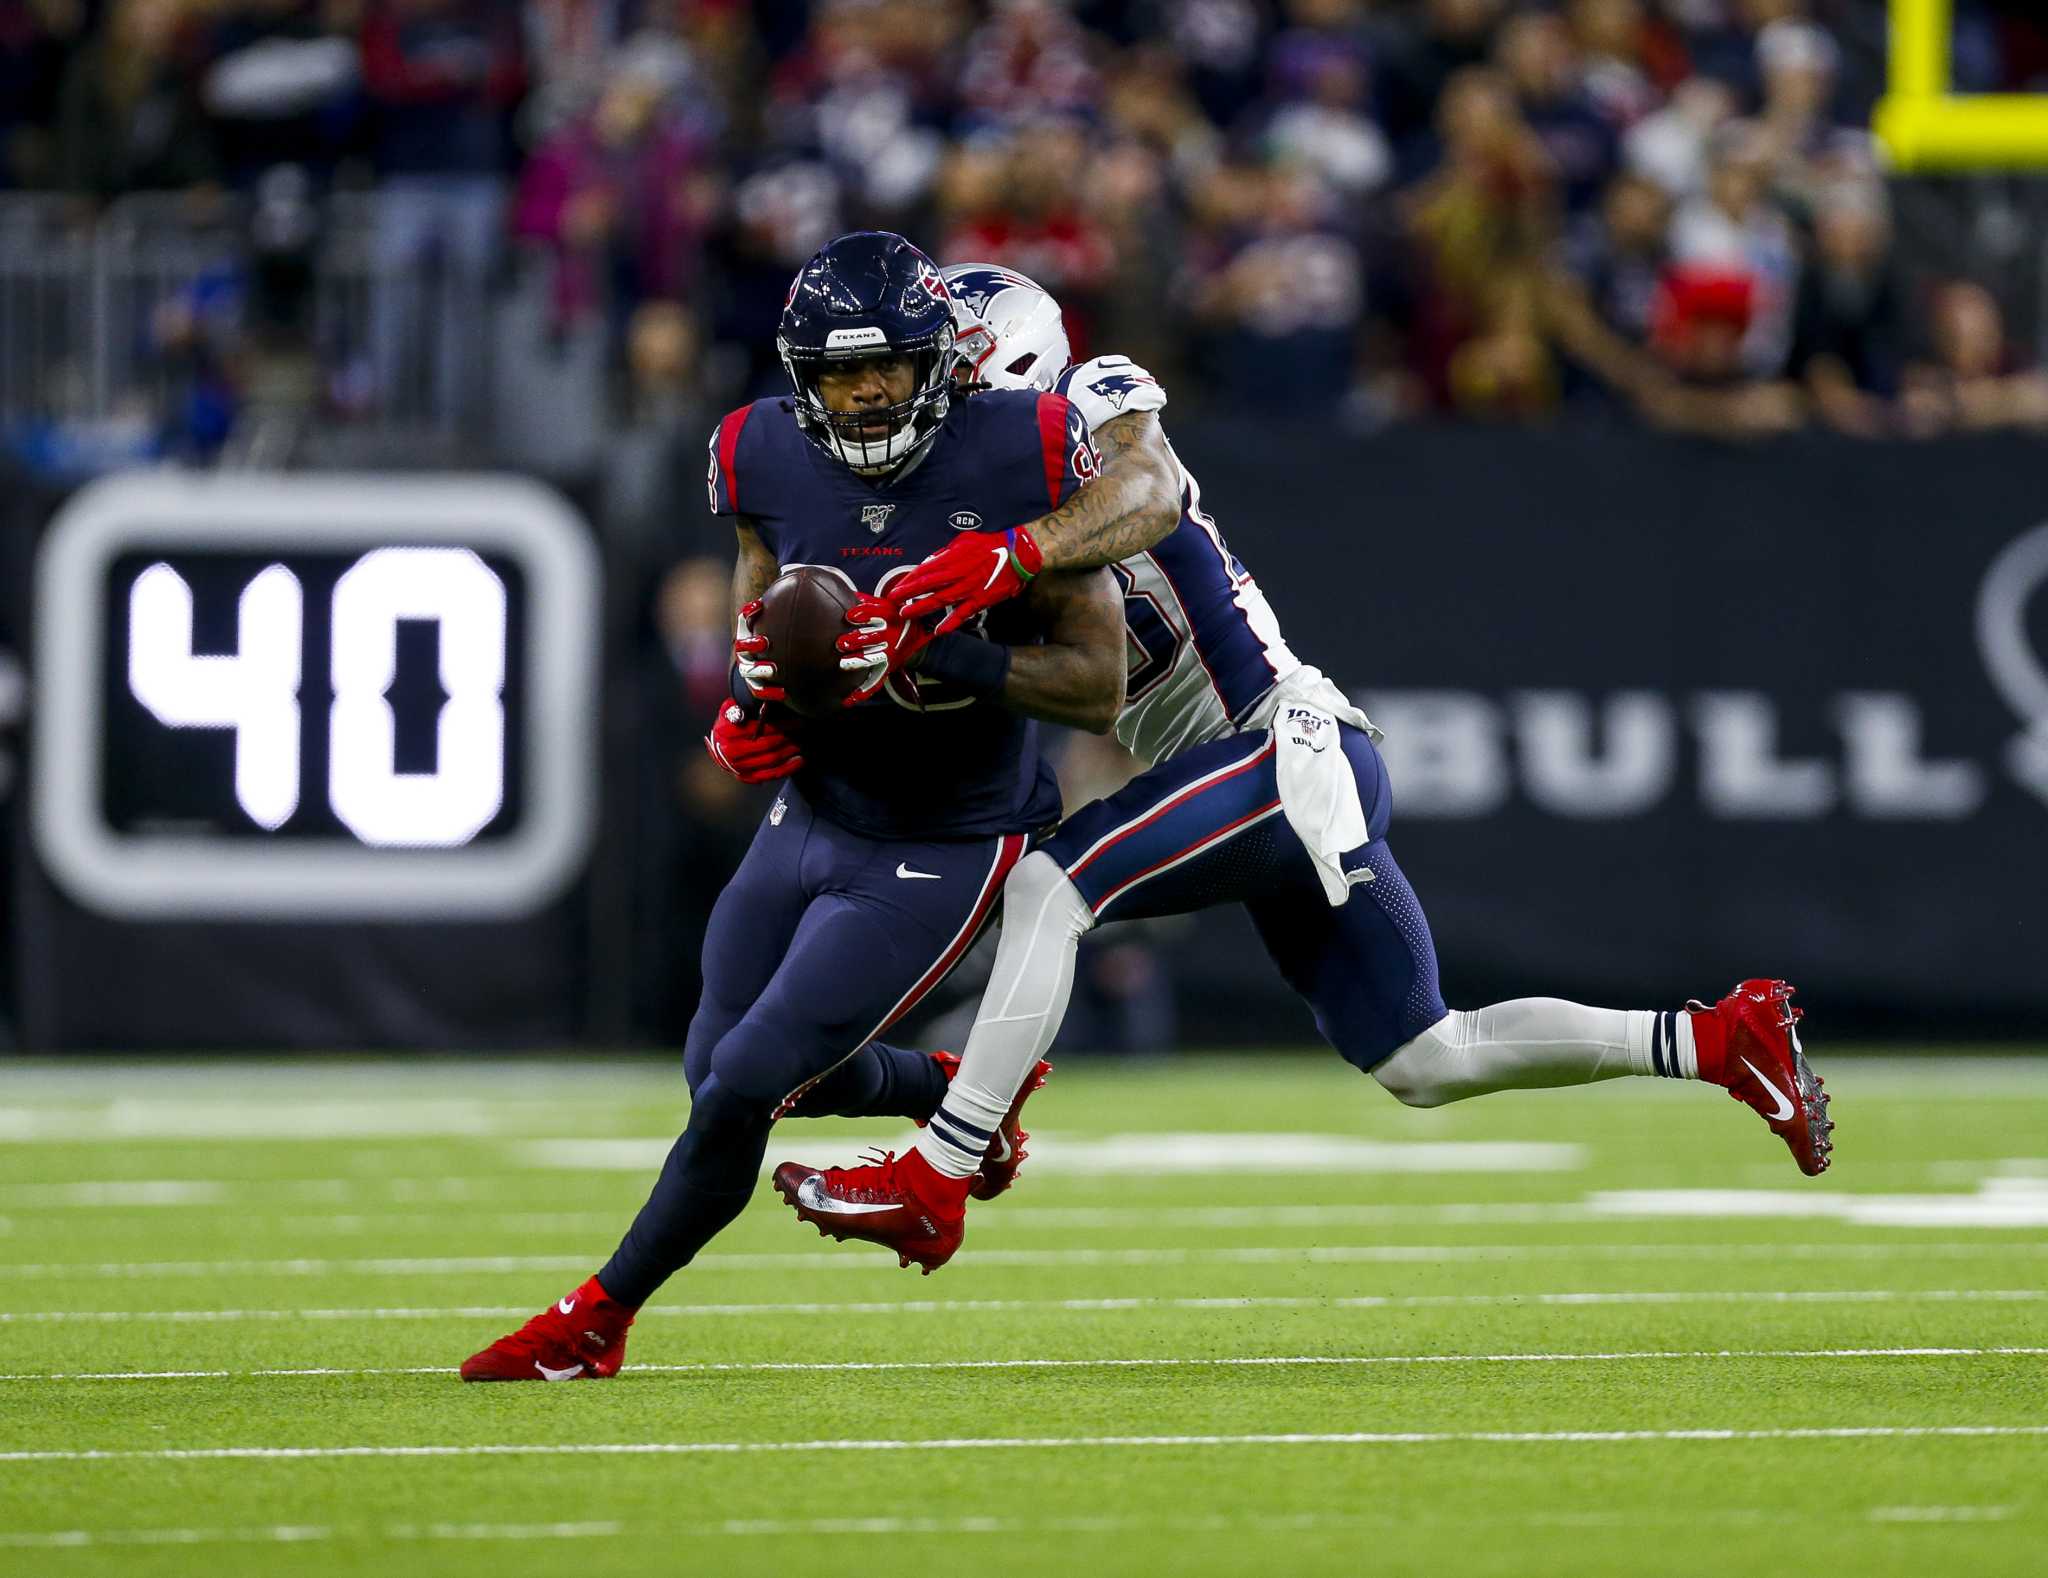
top-left (7, 1425), bottom-right (2048, 1464)
top-left (7, 1244), bottom-right (2046, 1280)
top-left (4, 1290), bottom-right (2043, 1324)
top-left (1, 1348), bottom-right (2042, 1385)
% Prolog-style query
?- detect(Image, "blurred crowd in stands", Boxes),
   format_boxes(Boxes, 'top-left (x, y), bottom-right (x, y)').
top-left (6, 0), bottom-right (2048, 452)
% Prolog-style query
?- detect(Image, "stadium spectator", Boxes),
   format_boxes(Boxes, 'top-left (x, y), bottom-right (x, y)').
top-left (1902, 280), bottom-right (2048, 435)
top-left (197, 0), bottom-right (362, 189)
top-left (1668, 119), bottom-right (1798, 374)
top-left (1377, 0), bottom-right (1507, 161)
top-left (359, 0), bottom-right (526, 420)
top-left (1181, 153), bottom-right (1373, 416)
top-left (762, 0), bottom-right (958, 220)
top-left (1565, 0), bottom-right (1675, 126)
top-left (1402, 64), bottom-right (1556, 411)
top-left (938, 120), bottom-right (1115, 351)
top-left (1260, 18), bottom-right (1393, 201)
top-left (1545, 166), bottom-right (1671, 414)
top-left (53, 0), bottom-right (218, 200)
top-left (1496, 7), bottom-right (1614, 210)
top-left (0, 0), bottom-right (83, 190)
top-left (1789, 177), bottom-right (1903, 437)
top-left (512, 41), bottom-right (717, 340)
top-left (1624, 72), bottom-right (1735, 200)
top-left (956, 0), bottom-right (1102, 131)
top-left (1636, 260), bottom-right (1804, 437)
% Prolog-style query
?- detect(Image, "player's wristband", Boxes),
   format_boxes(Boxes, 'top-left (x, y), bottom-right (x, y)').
top-left (1006, 525), bottom-right (1043, 582)
top-left (917, 633), bottom-right (1013, 698)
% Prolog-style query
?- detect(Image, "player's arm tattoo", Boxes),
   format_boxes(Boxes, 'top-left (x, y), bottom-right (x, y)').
top-left (731, 518), bottom-right (778, 626)
top-left (996, 568), bottom-right (1127, 734)
top-left (1026, 410), bottom-right (1182, 572)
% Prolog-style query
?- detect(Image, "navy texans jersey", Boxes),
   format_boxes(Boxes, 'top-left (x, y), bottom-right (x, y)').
top-left (1053, 355), bottom-right (1301, 765)
top-left (709, 387), bottom-right (1097, 841)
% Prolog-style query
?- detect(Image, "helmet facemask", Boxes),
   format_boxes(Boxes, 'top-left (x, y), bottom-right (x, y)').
top-left (780, 325), bottom-right (958, 476)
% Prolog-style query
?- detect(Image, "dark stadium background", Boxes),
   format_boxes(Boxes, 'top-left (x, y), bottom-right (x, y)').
top-left (3, 0), bottom-right (2047, 1052)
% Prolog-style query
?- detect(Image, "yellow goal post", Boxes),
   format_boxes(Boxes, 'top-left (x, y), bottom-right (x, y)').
top-left (1874, 0), bottom-right (2048, 171)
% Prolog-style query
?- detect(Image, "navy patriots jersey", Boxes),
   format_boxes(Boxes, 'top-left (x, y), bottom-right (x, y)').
top-left (709, 388), bottom-right (1097, 840)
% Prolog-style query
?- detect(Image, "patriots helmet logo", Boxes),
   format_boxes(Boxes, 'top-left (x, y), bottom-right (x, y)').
top-left (862, 503), bottom-right (898, 535)
top-left (943, 265), bottom-right (1037, 317)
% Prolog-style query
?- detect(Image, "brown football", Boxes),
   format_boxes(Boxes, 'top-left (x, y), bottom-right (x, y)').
top-left (754, 565), bottom-right (863, 717)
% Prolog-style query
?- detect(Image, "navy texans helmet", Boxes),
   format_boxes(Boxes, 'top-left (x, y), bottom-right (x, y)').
top-left (777, 230), bottom-right (958, 475)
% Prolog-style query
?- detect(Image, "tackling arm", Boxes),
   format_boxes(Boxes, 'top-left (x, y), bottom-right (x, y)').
top-left (890, 410), bottom-right (1182, 634)
top-left (1021, 409), bottom-right (1182, 571)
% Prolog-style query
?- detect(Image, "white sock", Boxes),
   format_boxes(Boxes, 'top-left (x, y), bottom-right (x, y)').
top-left (1373, 1000), bottom-right (1695, 1109)
top-left (918, 852), bottom-right (1094, 1178)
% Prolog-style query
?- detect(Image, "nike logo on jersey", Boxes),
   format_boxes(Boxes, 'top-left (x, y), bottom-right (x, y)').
top-left (556, 1296), bottom-right (577, 1316)
top-left (796, 1175), bottom-right (900, 1215)
top-left (896, 863), bottom-right (941, 880)
top-left (534, 1361), bottom-right (585, 1381)
top-left (1741, 1057), bottom-right (1797, 1122)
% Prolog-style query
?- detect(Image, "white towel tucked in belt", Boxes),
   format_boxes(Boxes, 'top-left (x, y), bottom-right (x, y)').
top-left (1272, 693), bottom-right (1373, 908)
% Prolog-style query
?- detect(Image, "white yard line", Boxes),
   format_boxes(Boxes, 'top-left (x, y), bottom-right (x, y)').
top-left (5, 1504), bottom-right (2030, 1550)
top-left (7, 1424), bottom-right (2048, 1465)
top-left (3, 1289), bottom-right (2044, 1324)
top-left (6, 1243), bottom-right (2045, 1281)
top-left (1, 1347), bottom-right (2041, 1385)
top-left (0, 1522), bottom-right (624, 1550)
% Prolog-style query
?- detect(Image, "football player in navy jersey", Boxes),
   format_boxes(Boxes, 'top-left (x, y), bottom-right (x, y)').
top-left (775, 264), bottom-right (1833, 1273)
top-left (458, 233), bottom-right (1128, 1380)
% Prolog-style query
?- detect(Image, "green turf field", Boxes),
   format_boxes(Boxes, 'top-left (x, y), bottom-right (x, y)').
top-left (1, 1052), bottom-right (2044, 1577)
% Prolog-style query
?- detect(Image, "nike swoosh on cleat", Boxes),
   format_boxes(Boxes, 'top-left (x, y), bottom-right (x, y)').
top-left (895, 863), bottom-right (941, 880)
top-left (796, 1175), bottom-right (900, 1216)
top-left (1741, 1056), bottom-right (1797, 1123)
top-left (557, 1297), bottom-right (577, 1316)
top-left (534, 1361), bottom-right (584, 1381)
top-left (987, 1133), bottom-right (1013, 1164)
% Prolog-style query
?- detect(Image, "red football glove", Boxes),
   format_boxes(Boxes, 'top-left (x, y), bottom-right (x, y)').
top-left (835, 594), bottom-right (937, 706)
top-left (732, 598), bottom-right (784, 702)
top-left (705, 702), bottom-right (802, 783)
top-left (890, 524), bottom-right (1044, 636)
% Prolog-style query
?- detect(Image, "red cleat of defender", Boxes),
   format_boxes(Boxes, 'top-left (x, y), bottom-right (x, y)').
top-left (1688, 978), bottom-right (1834, 1176)
top-left (773, 1147), bottom-right (971, 1274)
top-left (459, 1275), bottom-right (635, 1382)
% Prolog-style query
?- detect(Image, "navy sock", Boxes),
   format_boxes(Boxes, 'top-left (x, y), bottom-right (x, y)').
top-left (780, 1041), bottom-right (948, 1122)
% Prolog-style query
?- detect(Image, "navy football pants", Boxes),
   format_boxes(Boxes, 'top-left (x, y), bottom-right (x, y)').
top-left (866, 722), bottom-right (1447, 1086)
top-left (600, 788), bottom-right (1025, 1305)
top-left (1046, 723), bottom-right (1447, 1071)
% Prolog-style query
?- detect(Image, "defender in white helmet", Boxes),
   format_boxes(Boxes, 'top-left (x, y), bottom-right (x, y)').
top-left (775, 264), bottom-right (1830, 1273)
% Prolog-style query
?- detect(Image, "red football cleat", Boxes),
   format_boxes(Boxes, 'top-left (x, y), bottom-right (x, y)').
top-left (773, 1147), bottom-right (972, 1274)
top-left (914, 1051), bottom-right (1051, 1200)
top-left (1688, 979), bottom-right (1833, 1176)
top-left (458, 1275), bottom-right (636, 1382)
top-left (969, 1058), bottom-right (1052, 1201)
